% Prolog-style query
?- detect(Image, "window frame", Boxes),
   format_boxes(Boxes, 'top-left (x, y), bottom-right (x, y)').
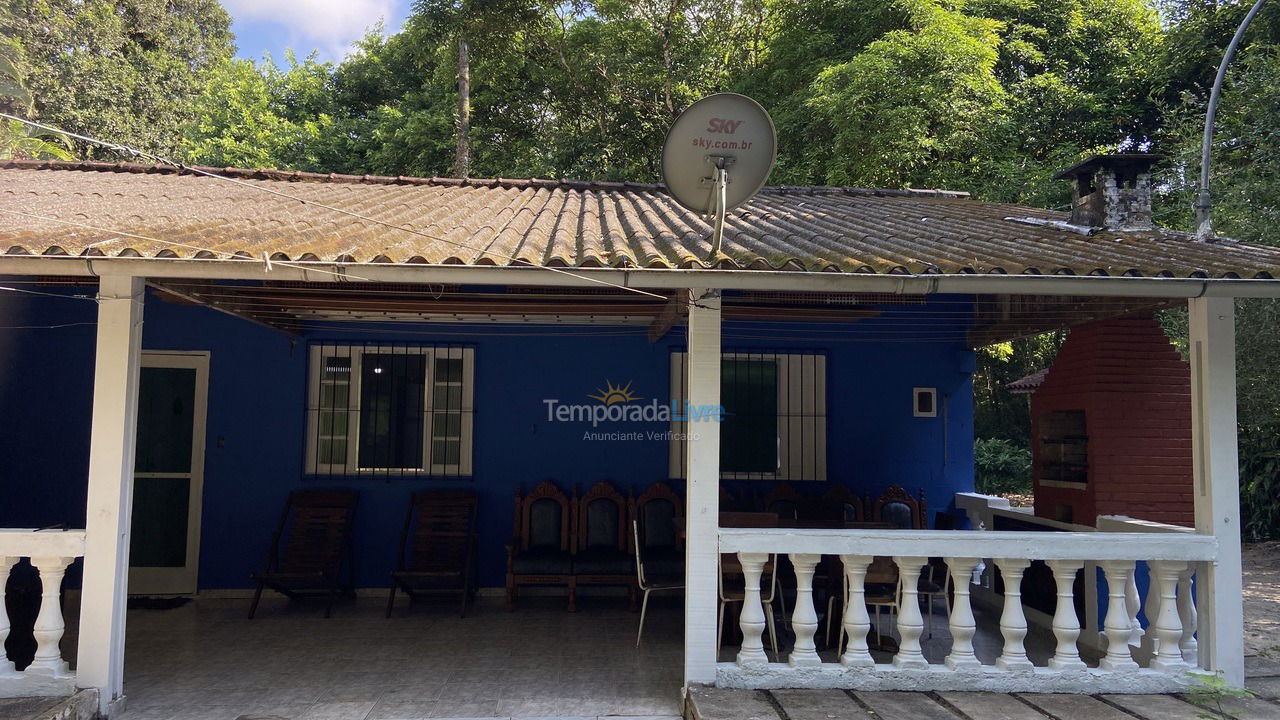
top-left (305, 344), bottom-right (475, 477)
top-left (668, 351), bottom-right (828, 481)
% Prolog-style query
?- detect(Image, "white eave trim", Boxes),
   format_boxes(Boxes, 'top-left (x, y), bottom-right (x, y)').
top-left (1, 255), bottom-right (1279, 298)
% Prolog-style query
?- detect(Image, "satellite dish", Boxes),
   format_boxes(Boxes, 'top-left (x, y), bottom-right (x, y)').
top-left (661, 93), bottom-right (777, 255)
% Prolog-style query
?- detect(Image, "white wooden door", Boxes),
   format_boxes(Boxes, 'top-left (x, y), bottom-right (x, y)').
top-left (127, 351), bottom-right (209, 596)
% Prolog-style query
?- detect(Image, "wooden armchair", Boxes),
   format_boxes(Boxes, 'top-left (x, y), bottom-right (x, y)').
top-left (386, 490), bottom-right (478, 618)
top-left (814, 484), bottom-right (865, 525)
top-left (872, 485), bottom-right (927, 529)
top-left (249, 488), bottom-right (359, 619)
top-left (506, 480), bottom-right (575, 611)
top-left (572, 481), bottom-right (637, 610)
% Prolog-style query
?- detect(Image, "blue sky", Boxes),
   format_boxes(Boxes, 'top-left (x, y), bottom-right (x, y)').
top-left (225, 0), bottom-right (413, 63)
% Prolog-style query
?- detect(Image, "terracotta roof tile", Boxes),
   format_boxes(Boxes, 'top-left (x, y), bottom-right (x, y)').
top-left (2, 160), bottom-right (1280, 278)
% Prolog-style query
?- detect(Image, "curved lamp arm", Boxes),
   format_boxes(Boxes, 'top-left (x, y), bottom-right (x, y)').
top-left (1195, 0), bottom-right (1269, 240)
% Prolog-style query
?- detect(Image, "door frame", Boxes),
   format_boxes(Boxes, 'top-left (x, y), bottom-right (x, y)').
top-left (128, 350), bottom-right (210, 596)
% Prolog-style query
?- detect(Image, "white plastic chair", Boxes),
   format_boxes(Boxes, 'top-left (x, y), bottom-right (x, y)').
top-left (633, 520), bottom-right (684, 647)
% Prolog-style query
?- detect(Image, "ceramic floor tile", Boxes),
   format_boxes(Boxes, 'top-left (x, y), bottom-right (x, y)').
top-left (300, 700), bottom-right (379, 720)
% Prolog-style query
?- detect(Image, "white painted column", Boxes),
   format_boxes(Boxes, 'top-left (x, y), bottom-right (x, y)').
top-left (76, 275), bottom-right (145, 715)
top-left (1189, 296), bottom-right (1245, 686)
top-left (684, 289), bottom-right (721, 686)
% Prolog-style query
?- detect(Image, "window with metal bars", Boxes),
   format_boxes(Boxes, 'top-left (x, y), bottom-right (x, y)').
top-left (305, 343), bottom-right (475, 477)
top-left (668, 351), bottom-right (827, 481)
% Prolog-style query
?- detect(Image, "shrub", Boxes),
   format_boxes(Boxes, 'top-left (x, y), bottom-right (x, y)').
top-left (974, 437), bottom-right (1032, 496)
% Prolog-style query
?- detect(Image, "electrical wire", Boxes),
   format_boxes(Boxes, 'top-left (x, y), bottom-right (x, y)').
top-left (0, 285), bottom-right (97, 301)
top-left (0, 112), bottom-right (672, 303)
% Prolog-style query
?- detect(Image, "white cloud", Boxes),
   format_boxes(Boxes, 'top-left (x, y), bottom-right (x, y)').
top-left (224, 0), bottom-right (398, 60)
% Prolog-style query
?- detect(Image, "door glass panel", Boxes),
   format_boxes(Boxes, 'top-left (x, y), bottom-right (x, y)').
top-left (134, 367), bottom-right (197, 473)
top-left (129, 476), bottom-right (190, 567)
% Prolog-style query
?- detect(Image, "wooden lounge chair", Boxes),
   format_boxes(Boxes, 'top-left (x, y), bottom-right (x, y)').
top-left (248, 488), bottom-right (359, 619)
top-left (506, 480), bottom-right (575, 611)
top-left (571, 481), bottom-right (637, 610)
top-left (386, 490), bottom-right (479, 618)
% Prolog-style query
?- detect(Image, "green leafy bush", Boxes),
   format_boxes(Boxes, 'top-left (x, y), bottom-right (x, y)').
top-left (973, 438), bottom-right (1032, 496)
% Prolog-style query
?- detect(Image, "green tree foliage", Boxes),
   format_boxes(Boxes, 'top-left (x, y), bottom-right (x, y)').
top-left (0, 37), bottom-right (72, 161)
top-left (178, 0), bottom-right (1162, 198)
top-left (972, 332), bottom-right (1065, 447)
top-left (0, 0), bottom-right (234, 157)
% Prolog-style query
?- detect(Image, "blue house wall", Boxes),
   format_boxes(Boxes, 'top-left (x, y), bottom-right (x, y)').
top-left (0, 284), bottom-right (976, 590)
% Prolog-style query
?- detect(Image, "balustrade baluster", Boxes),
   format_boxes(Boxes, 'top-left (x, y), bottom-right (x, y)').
top-left (0, 556), bottom-right (15, 676)
top-left (788, 553), bottom-right (821, 668)
top-left (944, 557), bottom-right (980, 670)
top-left (839, 554), bottom-right (874, 667)
top-left (994, 558), bottom-right (1033, 671)
top-left (1178, 566), bottom-right (1198, 665)
top-left (892, 556), bottom-right (928, 669)
top-left (1126, 567), bottom-right (1144, 647)
top-left (1100, 560), bottom-right (1140, 672)
top-left (26, 556), bottom-right (72, 677)
top-left (1149, 560), bottom-right (1190, 671)
top-left (1045, 559), bottom-right (1086, 671)
top-left (736, 552), bottom-right (770, 667)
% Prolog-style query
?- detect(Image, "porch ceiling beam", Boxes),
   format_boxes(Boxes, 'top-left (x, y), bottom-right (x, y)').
top-left (148, 281), bottom-right (301, 338)
top-left (4, 255), bottom-right (1280, 298)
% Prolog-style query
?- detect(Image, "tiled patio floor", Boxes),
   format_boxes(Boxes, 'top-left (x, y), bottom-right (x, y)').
top-left (112, 594), bottom-right (684, 720)
top-left (46, 588), bottom-right (1077, 720)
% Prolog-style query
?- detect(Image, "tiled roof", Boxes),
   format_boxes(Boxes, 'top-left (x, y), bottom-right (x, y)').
top-left (3, 160), bottom-right (1280, 279)
top-left (1007, 368), bottom-right (1049, 395)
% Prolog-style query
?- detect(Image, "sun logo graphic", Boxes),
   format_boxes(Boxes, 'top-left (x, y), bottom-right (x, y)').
top-left (588, 379), bottom-right (641, 406)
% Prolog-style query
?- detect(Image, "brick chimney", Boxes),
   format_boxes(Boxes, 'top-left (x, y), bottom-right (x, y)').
top-left (1053, 153), bottom-right (1158, 231)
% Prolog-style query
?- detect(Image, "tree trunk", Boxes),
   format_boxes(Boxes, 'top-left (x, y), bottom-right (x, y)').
top-left (454, 35), bottom-right (471, 178)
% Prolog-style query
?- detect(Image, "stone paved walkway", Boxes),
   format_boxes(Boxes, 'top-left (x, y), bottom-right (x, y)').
top-left (686, 655), bottom-right (1280, 720)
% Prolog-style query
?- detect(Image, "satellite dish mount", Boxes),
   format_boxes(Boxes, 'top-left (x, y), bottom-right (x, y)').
top-left (703, 155), bottom-right (736, 254)
top-left (662, 94), bottom-right (777, 260)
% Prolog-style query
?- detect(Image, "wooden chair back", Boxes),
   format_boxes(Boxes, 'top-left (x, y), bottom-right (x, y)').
top-left (872, 485), bottom-right (926, 529)
top-left (399, 491), bottom-right (477, 572)
top-left (635, 482), bottom-right (683, 552)
top-left (514, 480), bottom-right (571, 552)
top-left (274, 489), bottom-right (359, 575)
top-left (576, 481), bottom-right (628, 552)
top-left (816, 484), bottom-right (865, 525)
top-left (763, 482), bottom-right (802, 520)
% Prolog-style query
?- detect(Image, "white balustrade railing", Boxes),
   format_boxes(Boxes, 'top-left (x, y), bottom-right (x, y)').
top-left (0, 529), bottom-right (86, 697)
top-left (716, 527), bottom-right (1215, 693)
